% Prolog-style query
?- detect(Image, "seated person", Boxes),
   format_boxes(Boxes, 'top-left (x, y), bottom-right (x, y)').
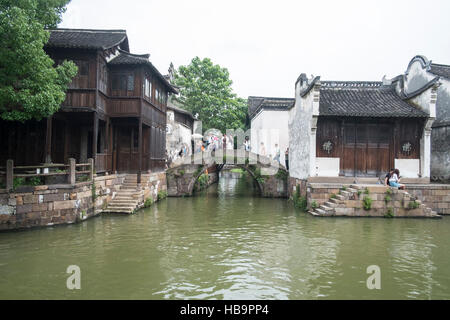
top-left (384, 169), bottom-right (394, 186)
top-left (389, 169), bottom-right (405, 190)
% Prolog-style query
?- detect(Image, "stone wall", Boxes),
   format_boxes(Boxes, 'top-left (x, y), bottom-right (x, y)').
top-left (407, 184), bottom-right (450, 215)
top-left (0, 172), bottom-right (167, 231)
top-left (307, 183), bottom-right (444, 218)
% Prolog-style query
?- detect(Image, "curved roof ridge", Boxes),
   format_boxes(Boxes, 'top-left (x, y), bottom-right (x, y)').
top-left (49, 28), bottom-right (127, 33)
top-left (116, 48), bottom-right (150, 59)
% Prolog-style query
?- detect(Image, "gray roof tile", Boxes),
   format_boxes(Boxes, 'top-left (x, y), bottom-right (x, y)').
top-left (46, 28), bottom-right (129, 51)
top-left (429, 63), bottom-right (450, 79)
top-left (248, 96), bottom-right (294, 118)
top-left (319, 81), bottom-right (428, 118)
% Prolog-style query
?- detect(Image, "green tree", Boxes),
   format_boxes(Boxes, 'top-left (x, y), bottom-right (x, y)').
top-left (0, 0), bottom-right (78, 121)
top-left (174, 57), bottom-right (247, 133)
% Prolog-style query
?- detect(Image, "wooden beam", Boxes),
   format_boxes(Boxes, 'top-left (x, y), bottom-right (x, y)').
top-left (44, 116), bottom-right (53, 163)
top-left (138, 117), bottom-right (143, 183)
top-left (92, 112), bottom-right (99, 164)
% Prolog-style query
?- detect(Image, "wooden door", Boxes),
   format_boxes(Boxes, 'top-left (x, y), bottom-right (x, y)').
top-left (343, 121), bottom-right (393, 177)
top-left (342, 124), bottom-right (356, 176)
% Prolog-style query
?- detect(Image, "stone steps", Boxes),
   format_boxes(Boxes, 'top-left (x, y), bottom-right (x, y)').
top-left (308, 183), bottom-right (439, 218)
top-left (104, 174), bottom-right (142, 214)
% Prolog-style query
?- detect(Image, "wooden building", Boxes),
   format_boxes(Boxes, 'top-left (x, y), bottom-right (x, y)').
top-left (0, 28), bottom-right (177, 181)
top-left (289, 74), bottom-right (438, 182)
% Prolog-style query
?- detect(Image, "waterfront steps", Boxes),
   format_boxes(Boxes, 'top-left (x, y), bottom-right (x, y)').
top-left (308, 183), bottom-right (440, 218)
top-left (103, 174), bottom-right (143, 214)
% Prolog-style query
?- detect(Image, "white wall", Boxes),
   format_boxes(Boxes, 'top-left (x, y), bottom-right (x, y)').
top-left (315, 157), bottom-right (340, 177)
top-left (394, 159), bottom-right (420, 178)
top-left (251, 109), bottom-right (290, 164)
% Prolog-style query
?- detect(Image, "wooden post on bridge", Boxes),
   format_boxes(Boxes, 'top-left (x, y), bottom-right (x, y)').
top-left (6, 159), bottom-right (13, 191)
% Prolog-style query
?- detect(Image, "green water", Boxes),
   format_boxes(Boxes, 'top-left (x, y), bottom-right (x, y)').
top-left (0, 172), bottom-right (450, 300)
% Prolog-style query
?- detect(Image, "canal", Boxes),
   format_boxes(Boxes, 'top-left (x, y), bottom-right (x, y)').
top-left (0, 170), bottom-right (449, 299)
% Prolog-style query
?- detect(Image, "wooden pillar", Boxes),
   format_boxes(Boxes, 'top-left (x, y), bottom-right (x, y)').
top-left (138, 118), bottom-right (143, 183)
top-left (44, 116), bottom-right (53, 163)
top-left (6, 159), bottom-right (13, 191)
top-left (64, 120), bottom-right (70, 164)
top-left (68, 158), bottom-right (76, 185)
top-left (105, 116), bottom-right (110, 172)
top-left (92, 112), bottom-right (99, 165)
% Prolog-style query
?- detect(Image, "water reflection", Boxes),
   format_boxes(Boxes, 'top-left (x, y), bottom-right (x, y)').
top-left (0, 171), bottom-right (449, 299)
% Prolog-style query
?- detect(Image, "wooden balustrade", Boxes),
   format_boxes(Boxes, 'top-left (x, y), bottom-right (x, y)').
top-left (1, 158), bottom-right (94, 191)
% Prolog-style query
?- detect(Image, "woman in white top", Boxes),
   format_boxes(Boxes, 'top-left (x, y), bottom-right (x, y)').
top-left (389, 169), bottom-right (405, 190)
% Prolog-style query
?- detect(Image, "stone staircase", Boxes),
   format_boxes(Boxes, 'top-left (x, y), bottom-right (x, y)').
top-left (308, 184), bottom-right (439, 218)
top-left (103, 174), bottom-right (143, 214)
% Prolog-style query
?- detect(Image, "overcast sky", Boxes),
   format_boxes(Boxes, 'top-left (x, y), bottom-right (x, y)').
top-left (60, 0), bottom-right (450, 98)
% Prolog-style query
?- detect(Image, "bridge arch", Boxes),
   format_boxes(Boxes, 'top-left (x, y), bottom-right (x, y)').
top-left (166, 151), bottom-right (288, 198)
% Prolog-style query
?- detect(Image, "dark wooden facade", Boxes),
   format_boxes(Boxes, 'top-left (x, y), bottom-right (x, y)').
top-left (316, 117), bottom-right (424, 177)
top-left (0, 29), bottom-right (175, 181)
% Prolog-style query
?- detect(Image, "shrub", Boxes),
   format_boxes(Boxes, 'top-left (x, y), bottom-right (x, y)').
top-left (157, 190), bottom-right (168, 201)
top-left (28, 176), bottom-right (43, 186)
top-left (408, 200), bottom-right (420, 210)
top-left (364, 188), bottom-right (370, 195)
top-left (178, 169), bottom-right (185, 176)
top-left (196, 173), bottom-right (209, 190)
top-left (384, 195), bottom-right (391, 203)
top-left (363, 196), bottom-right (372, 211)
top-left (293, 185), bottom-right (307, 211)
top-left (311, 200), bottom-right (318, 209)
top-left (275, 169), bottom-right (288, 181)
top-left (330, 193), bottom-right (337, 199)
top-left (385, 188), bottom-right (393, 195)
top-left (357, 190), bottom-right (362, 197)
top-left (13, 177), bottom-right (26, 190)
top-left (144, 197), bottom-right (154, 208)
top-left (384, 207), bottom-right (394, 218)
top-left (341, 186), bottom-right (347, 191)
top-left (91, 183), bottom-right (97, 201)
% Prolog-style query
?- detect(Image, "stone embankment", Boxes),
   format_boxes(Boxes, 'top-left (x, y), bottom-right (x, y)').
top-left (308, 184), bottom-right (440, 218)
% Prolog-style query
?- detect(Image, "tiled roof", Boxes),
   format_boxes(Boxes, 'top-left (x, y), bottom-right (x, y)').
top-left (46, 29), bottom-right (129, 51)
top-left (429, 63), bottom-right (450, 79)
top-left (167, 101), bottom-right (195, 119)
top-left (109, 50), bottom-right (178, 94)
top-left (248, 96), bottom-right (294, 118)
top-left (319, 81), bottom-right (428, 118)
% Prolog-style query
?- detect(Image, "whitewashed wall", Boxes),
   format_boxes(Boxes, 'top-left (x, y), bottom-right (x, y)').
top-left (251, 109), bottom-right (290, 164)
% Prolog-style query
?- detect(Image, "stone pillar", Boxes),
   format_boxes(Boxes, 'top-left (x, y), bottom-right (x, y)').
top-left (421, 119), bottom-right (434, 179)
top-left (6, 159), bottom-right (13, 191)
top-left (88, 158), bottom-right (94, 181)
top-left (310, 117), bottom-right (318, 177)
top-left (68, 158), bottom-right (76, 185)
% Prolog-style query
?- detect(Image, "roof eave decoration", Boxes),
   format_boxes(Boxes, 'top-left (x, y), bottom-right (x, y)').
top-left (300, 76), bottom-right (320, 97)
top-left (399, 76), bottom-right (441, 100)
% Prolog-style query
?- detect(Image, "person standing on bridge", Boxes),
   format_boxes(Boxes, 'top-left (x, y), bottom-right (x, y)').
top-left (273, 144), bottom-right (281, 163)
top-left (285, 147), bottom-right (289, 171)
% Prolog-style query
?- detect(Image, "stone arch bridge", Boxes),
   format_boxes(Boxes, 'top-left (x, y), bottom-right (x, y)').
top-left (166, 150), bottom-right (288, 197)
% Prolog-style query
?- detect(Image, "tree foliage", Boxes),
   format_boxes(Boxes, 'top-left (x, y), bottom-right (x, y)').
top-left (0, 0), bottom-right (77, 121)
top-left (174, 57), bottom-right (247, 133)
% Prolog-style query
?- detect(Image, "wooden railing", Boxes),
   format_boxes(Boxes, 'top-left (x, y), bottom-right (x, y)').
top-left (0, 158), bottom-right (94, 191)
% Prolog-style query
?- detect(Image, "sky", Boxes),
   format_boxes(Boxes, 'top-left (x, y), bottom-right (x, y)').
top-left (59, 0), bottom-right (450, 99)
